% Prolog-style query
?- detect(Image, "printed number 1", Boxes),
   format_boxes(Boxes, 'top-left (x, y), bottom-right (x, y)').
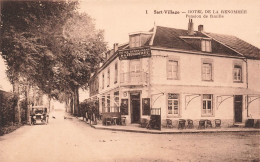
top-left (146, 10), bottom-right (148, 14)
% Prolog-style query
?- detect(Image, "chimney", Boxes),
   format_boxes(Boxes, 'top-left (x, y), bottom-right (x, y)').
top-left (198, 25), bottom-right (204, 32)
top-left (188, 19), bottom-right (194, 36)
top-left (114, 43), bottom-right (118, 53)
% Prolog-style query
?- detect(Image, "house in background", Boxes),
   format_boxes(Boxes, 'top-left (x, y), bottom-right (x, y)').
top-left (89, 19), bottom-right (260, 128)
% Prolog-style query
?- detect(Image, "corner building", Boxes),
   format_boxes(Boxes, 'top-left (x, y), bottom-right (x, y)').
top-left (89, 20), bottom-right (260, 127)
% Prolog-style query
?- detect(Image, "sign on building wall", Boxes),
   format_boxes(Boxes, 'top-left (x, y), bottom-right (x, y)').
top-left (119, 47), bottom-right (151, 60)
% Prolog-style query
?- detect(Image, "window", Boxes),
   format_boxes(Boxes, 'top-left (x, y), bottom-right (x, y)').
top-left (107, 68), bottom-right (110, 87)
top-left (90, 81), bottom-right (93, 94)
top-left (202, 63), bottom-right (212, 81)
top-left (95, 78), bottom-right (98, 93)
top-left (168, 93), bottom-right (179, 115)
top-left (202, 94), bottom-right (213, 116)
top-left (167, 60), bottom-right (179, 79)
top-left (102, 96), bottom-right (105, 112)
top-left (114, 63), bottom-right (118, 84)
top-left (114, 91), bottom-right (119, 112)
top-left (102, 73), bottom-right (104, 89)
top-left (130, 60), bottom-right (141, 82)
top-left (107, 94), bottom-right (110, 112)
top-left (130, 35), bottom-right (140, 48)
top-left (201, 40), bottom-right (212, 52)
top-left (233, 65), bottom-right (242, 82)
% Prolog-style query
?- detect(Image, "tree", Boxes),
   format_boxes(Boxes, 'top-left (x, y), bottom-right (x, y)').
top-left (1, 1), bottom-right (107, 119)
top-left (1, 1), bottom-right (78, 122)
top-left (55, 12), bottom-right (107, 115)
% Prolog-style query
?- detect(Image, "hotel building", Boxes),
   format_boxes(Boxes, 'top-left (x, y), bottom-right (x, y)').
top-left (89, 20), bottom-right (260, 127)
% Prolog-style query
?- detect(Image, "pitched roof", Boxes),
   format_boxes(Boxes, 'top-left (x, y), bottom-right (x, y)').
top-left (152, 26), bottom-right (199, 51)
top-left (152, 26), bottom-right (260, 60)
top-left (205, 32), bottom-right (260, 59)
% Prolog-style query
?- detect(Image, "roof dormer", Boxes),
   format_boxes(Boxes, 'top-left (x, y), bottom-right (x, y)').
top-left (129, 32), bottom-right (153, 48)
top-left (201, 39), bottom-right (212, 52)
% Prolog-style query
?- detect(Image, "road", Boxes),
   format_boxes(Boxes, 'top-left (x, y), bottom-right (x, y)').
top-left (0, 109), bottom-right (259, 162)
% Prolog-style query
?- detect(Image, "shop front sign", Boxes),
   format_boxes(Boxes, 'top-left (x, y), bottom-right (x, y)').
top-left (119, 47), bottom-right (151, 60)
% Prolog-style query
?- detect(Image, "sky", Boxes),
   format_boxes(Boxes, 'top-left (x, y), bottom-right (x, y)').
top-left (1, 0), bottom-right (260, 95)
top-left (79, 0), bottom-right (260, 49)
top-left (0, 55), bottom-right (12, 92)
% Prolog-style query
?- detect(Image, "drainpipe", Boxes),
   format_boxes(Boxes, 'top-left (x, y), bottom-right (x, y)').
top-left (148, 57), bottom-right (151, 104)
top-left (245, 58), bottom-right (249, 117)
top-left (245, 58), bottom-right (248, 89)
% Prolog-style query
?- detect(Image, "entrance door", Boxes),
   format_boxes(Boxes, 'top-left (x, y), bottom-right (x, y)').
top-left (234, 95), bottom-right (243, 123)
top-left (130, 92), bottom-right (140, 123)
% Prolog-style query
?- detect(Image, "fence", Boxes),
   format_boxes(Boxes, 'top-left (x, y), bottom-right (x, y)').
top-left (149, 108), bottom-right (161, 130)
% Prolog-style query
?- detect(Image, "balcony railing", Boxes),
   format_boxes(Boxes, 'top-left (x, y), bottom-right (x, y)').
top-left (120, 72), bottom-right (148, 85)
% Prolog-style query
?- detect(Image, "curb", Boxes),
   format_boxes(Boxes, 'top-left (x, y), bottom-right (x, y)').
top-left (90, 125), bottom-right (260, 134)
top-left (74, 117), bottom-right (260, 134)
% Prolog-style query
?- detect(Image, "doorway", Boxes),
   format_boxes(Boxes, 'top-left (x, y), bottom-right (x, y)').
top-left (234, 95), bottom-right (243, 123)
top-left (130, 92), bottom-right (140, 123)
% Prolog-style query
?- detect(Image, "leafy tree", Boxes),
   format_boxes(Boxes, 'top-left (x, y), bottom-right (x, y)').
top-left (1, 1), bottom-right (78, 122)
top-left (1, 1), bottom-right (107, 119)
top-left (55, 12), bottom-right (107, 115)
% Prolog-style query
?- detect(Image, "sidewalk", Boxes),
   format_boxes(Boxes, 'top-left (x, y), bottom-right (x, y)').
top-left (86, 120), bottom-right (260, 134)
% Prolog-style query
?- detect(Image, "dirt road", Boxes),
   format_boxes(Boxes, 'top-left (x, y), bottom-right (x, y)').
top-left (0, 110), bottom-right (259, 162)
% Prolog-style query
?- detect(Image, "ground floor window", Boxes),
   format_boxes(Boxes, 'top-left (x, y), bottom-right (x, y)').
top-left (202, 94), bottom-right (213, 115)
top-left (114, 91), bottom-right (119, 112)
top-left (168, 93), bottom-right (179, 115)
top-left (121, 99), bottom-right (128, 115)
top-left (142, 98), bottom-right (150, 115)
top-left (107, 94), bottom-right (110, 112)
top-left (102, 96), bottom-right (105, 112)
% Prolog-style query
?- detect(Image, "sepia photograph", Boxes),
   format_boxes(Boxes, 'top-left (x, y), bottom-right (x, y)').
top-left (0, 0), bottom-right (260, 161)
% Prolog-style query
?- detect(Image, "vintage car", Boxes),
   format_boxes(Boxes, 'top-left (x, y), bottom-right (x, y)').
top-left (31, 106), bottom-right (49, 125)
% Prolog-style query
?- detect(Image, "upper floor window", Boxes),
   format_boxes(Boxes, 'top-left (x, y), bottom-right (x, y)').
top-left (130, 60), bottom-right (141, 82)
top-left (202, 94), bottom-right (213, 116)
top-left (167, 60), bottom-right (179, 80)
top-left (114, 63), bottom-right (118, 84)
top-left (202, 62), bottom-right (213, 81)
top-left (168, 93), bottom-right (179, 115)
top-left (201, 40), bottom-right (212, 52)
top-left (102, 73), bottom-right (104, 89)
top-left (107, 68), bottom-right (110, 87)
top-left (94, 78), bottom-right (98, 93)
top-left (233, 65), bottom-right (242, 82)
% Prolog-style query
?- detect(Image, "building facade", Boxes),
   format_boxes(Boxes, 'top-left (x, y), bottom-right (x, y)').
top-left (89, 19), bottom-right (260, 127)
